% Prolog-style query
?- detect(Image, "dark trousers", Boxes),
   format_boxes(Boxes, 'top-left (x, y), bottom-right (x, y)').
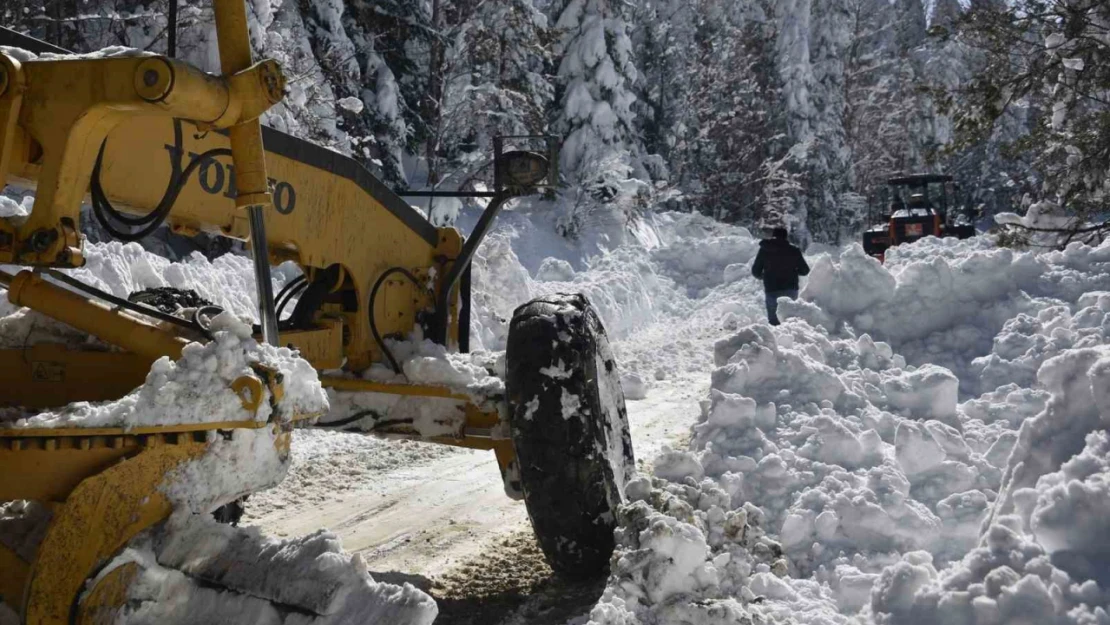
top-left (764, 289), bottom-right (798, 326)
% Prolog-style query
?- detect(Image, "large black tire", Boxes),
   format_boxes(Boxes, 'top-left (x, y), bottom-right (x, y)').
top-left (506, 293), bottom-right (635, 579)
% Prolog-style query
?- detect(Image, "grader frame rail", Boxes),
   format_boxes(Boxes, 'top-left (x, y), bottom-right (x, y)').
top-left (0, 3), bottom-right (633, 622)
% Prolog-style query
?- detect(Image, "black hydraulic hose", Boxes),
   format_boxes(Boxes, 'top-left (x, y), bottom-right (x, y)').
top-left (90, 120), bottom-right (232, 241)
top-left (315, 410), bottom-right (412, 432)
top-left (368, 267), bottom-right (428, 374)
top-left (42, 269), bottom-right (220, 338)
top-left (315, 410), bottom-right (375, 429)
top-left (92, 121), bottom-right (185, 228)
top-left (275, 275), bottom-right (308, 320)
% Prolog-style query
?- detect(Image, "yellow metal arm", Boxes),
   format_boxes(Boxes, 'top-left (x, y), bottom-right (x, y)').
top-left (0, 37), bottom-right (461, 373)
top-left (0, 49), bottom-right (284, 268)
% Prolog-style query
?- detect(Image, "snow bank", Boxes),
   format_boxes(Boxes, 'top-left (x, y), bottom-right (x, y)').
top-left (591, 235), bottom-right (1110, 624)
top-left (468, 210), bottom-right (764, 380)
top-left (85, 424), bottom-right (437, 625)
top-left (98, 518), bottom-right (437, 625)
top-left (586, 474), bottom-right (785, 625)
top-left (789, 238), bottom-right (1110, 394)
top-left (875, 348), bottom-right (1110, 625)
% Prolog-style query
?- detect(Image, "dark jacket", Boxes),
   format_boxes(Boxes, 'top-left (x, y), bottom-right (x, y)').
top-left (751, 238), bottom-right (810, 292)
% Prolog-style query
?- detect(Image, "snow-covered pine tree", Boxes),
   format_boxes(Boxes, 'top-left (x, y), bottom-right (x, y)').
top-left (349, 0), bottom-right (435, 166)
top-left (432, 0), bottom-right (553, 192)
top-left (928, 0), bottom-right (963, 35)
top-left (951, 0), bottom-right (1110, 243)
top-left (551, 0), bottom-right (645, 238)
top-left (894, 0), bottom-right (927, 53)
top-left (681, 0), bottom-right (794, 226)
top-left (807, 0), bottom-right (852, 243)
top-left (844, 0), bottom-right (919, 205)
top-left (774, 0), bottom-right (816, 242)
top-left (628, 0), bottom-right (697, 184)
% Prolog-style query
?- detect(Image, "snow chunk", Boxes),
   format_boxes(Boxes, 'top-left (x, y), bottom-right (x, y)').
top-left (336, 96), bottom-right (364, 114)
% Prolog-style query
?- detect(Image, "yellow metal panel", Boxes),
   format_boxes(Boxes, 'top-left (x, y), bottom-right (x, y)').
top-left (275, 320), bottom-right (344, 370)
top-left (75, 118), bottom-right (452, 371)
top-left (2, 52), bottom-right (466, 373)
top-left (0, 543), bottom-right (29, 615)
top-left (0, 345), bottom-right (151, 409)
top-left (0, 54), bottom-right (25, 196)
top-left (75, 562), bottom-right (140, 625)
top-left (0, 422), bottom-right (264, 440)
top-left (0, 437), bottom-right (136, 502)
top-left (23, 436), bottom-right (210, 625)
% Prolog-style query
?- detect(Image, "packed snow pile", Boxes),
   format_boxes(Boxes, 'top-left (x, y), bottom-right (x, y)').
top-left (0, 239), bottom-right (301, 349)
top-left (91, 424), bottom-right (437, 624)
top-left (467, 210), bottom-right (767, 379)
top-left (789, 238), bottom-right (1110, 394)
top-left (589, 236), bottom-right (1110, 624)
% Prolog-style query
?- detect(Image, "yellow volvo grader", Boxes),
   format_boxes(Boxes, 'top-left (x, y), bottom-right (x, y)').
top-left (0, 2), bottom-right (633, 622)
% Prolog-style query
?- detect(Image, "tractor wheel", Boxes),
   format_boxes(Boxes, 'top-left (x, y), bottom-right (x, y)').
top-left (506, 293), bottom-right (635, 579)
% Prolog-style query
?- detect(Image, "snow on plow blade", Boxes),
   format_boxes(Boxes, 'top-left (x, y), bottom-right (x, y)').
top-left (0, 321), bottom-right (437, 624)
top-left (79, 518), bottom-right (437, 625)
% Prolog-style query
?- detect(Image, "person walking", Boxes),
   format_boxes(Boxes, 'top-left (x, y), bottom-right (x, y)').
top-left (751, 227), bottom-right (809, 326)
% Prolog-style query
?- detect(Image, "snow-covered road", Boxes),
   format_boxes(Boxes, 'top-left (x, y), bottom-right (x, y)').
top-left (245, 373), bottom-right (709, 601)
top-left (243, 209), bottom-right (752, 617)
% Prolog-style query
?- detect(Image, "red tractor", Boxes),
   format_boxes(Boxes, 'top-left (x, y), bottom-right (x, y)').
top-left (862, 173), bottom-right (976, 262)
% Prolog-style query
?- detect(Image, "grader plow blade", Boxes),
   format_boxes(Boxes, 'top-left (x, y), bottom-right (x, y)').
top-left (0, 416), bottom-right (434, 624)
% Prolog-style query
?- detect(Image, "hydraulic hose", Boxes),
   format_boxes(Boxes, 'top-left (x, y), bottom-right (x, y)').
top-left (90, 119), bottom-right (232, 241)
top-left (368, 267), bottom-right (428, 374)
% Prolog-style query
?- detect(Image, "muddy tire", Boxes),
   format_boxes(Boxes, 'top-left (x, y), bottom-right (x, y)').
top-left (506, 293), bottom-right (634, 579)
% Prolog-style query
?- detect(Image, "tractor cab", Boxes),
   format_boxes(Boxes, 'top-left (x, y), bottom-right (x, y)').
top-left (862, 173), bottom-right (976, 262)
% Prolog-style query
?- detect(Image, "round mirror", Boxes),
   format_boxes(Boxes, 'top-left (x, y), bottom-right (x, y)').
top-left (500, 151), bottom-right (549, 187)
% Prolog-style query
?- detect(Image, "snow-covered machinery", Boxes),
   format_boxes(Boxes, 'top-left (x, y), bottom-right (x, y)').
top-left (0, 5), bottom-right (632, 622)
top-left (862, 173), bottom-right (976, 262)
